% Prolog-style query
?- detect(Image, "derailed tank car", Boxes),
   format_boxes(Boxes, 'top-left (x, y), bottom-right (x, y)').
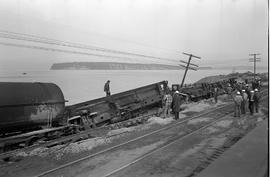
top-left (0, 82), bottom-right (66, 135)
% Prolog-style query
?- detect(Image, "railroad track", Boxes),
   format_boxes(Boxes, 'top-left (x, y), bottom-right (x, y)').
top-left (1, 89), bottom-right (267, 177)
top-left (2, 88), bottom-right (267, 162)
top-left (101, 114), bottom-right (235, 177)
top-left (34, 94), bottom-right (268, 177)
top-left (0, 98), bottom-right (229, 161)
top-left (35, 102), bottom-right (236, 177)
top-left (101, 96), bottom-right (269, 177)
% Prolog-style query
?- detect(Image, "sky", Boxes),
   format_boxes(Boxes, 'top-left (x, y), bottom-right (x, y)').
top-left (0, 0), bottom-right (268, 71)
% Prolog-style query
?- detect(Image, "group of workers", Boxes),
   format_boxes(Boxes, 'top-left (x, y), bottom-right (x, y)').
top-left (162, 90), bottom-right (186, 120)
top-left (232, 83), bottom-right (261, 117)
top-left (162, 79), bottom-right (262, 120)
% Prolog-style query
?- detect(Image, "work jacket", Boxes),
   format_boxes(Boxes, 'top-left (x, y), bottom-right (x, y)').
top-left (254, 92), bottom-right (260, 103)
top-left (242, 93), bottom-right (248, 101)
top-left (172, 93), bottom-right (182, 112)
top-left (234, 95), bottom-right (243, 106)
top-left (104, 82), bottom-right (110, 92)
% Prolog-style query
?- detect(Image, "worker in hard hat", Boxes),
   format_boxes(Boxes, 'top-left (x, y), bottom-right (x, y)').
top-left (233, 91), bottom-right (243, 117)
top-left (227, 84), bottom-right (232, 95)
top-left (254, 88), bottom-right (260, 113)
top-left (213, 86), bottom-right (218, 103)
top-left (162, 90), bottom-right (173, 118)
top-left (248, 90), bottom-right (255, 115)
top-left (241, 90), bottom-right (248, 115)
top-left (172, 91), bottom-right (182, 120)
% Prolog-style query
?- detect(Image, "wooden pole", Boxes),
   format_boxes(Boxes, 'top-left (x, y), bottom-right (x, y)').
top-left (180, 55), bottom-right (192, 87)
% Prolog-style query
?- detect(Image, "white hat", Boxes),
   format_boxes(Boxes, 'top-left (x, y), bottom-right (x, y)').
top-left (251, 90), bottom-right (254, 93)
top-left (236, 91), bottom-right (240, 95)
top-left (246, 84), bottom-right (249, 86)
top-left (175, 91), bottom-right (179, 94)
top-left (254, 89), bottom-right (258, 92)
top-left (242, 90), bottom-right (245, 92)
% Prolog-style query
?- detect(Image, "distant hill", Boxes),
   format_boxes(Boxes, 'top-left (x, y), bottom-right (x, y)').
top-left (50, 62), bottom-right (212, 70)
top-left (215, 65), bottom-right (268, 70)
top-left (195, 71), bottom-right (268, 83)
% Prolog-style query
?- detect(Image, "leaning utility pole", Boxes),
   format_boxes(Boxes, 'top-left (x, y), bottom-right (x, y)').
top-left (249, 53), bottom-right (261, 80)
top-left (180, 52), bottom-right (201, 87)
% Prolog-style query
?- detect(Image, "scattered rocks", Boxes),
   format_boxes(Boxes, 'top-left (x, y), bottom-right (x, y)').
top-left (147, 117), bottom-right (174, 125)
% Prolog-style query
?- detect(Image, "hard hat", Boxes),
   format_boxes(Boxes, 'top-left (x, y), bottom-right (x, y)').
top-left (236, 91), bottom-right (240, 95)
top-left (175, 91), bottom-right (179, 94)
top-left (242, 90), bottom-right (245, 92)
top-left (250, 90), bottom-right (254, 93)
top-left (254, 89), bottom-right (258, 92)
top-left (246, 84), bottom-right (249, 86)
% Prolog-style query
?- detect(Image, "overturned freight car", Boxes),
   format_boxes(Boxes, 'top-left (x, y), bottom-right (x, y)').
top-left (65, 81), bottom-right (168, 129)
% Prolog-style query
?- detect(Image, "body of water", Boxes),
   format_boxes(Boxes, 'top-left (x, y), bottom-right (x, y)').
top-left (0, 69), bottom-right (266, 105)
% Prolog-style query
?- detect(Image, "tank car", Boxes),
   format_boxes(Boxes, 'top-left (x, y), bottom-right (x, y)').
top-left (0, 82), bottom-right (66, 135)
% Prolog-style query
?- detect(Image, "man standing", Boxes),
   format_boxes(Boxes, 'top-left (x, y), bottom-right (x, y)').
top-left (227, 84), bottom-right (232, 95)
top-left (233, 91), bottom-right (243, 117)
top-left (241, 90), bottom-right (248, 115)
top-left (213, 86), bottom-right (218, 103)
top-left (172, 91), bottom-right (182, 120)
top-left (104, 80), bottom-right (111, 96)
top-left (163, 91), bottom-right (172, 118)
top-left (248, 90), bottom-right (255, 115)
top-left (254, 88), bottom-right (260, 113)
top-left (245, 84), bottom-right (251, 98)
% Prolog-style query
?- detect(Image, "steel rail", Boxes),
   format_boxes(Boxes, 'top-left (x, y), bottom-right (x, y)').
top-left (102, 113), bottom-right (233, 177)
top-left (36, 93), bottom-right (268, 177)
top-left (101, 95), bottom-right (269, 177)
top-left (35, 103), bottom-right (234, 177)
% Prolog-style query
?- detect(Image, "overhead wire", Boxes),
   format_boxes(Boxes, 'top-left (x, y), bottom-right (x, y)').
top-left (0, 30), bottom-right (179, 64)
top-left (0, 30), bottom-right (179, 54)
top-left (0, 41), bottom-right (138, 61)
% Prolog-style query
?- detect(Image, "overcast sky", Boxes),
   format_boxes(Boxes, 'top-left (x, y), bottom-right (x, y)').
top-left (0, 0), bottom-right (268, 70)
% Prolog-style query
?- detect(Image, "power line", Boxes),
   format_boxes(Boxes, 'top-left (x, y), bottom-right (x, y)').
top-left (0, 41), bottom-right (135, 60)
top-left (0, 29), bottom-right (181, 54)
top-left (0, 30), bottom-right (179, 63)
top-left (0, 41), bottom-right (179, 65)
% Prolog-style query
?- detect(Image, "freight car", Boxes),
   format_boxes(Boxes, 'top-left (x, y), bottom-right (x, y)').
top-left (65, 81), bottom-right (168, 129)
top-left (171, 80), bottom-right (230, 101)
top-left (0, 82), bottom-right (66, 135)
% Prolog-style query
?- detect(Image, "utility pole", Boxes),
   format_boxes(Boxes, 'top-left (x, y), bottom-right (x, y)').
top-left (180, 52), bottom-right (201, 87)
top-left (249, 53), bottom-right (261, 80)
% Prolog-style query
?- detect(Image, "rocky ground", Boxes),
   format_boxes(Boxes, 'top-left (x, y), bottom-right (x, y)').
top-left (0, 90), bottom-right (268, 177)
